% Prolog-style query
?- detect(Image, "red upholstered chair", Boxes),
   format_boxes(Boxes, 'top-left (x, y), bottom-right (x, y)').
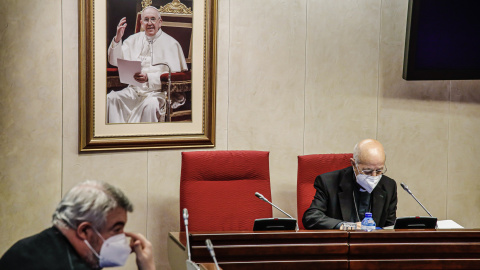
top-left (297, 153), bottom-right (353, 229)
top-left (180, 151), bottom-right (273, 231)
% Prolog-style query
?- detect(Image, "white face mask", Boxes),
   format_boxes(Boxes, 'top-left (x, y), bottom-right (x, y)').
top-left (84, 229), bottom-right (131, 268)
top-left (354, 166), bottom-right (382, 193)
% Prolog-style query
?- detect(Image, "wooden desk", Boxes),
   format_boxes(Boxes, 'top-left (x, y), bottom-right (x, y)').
top-left (168, 230), bottom-right (349, 270)
top-left (168, 230), bottom-right (480, 270)
top-left (349, 229), bottom-right (480, 269)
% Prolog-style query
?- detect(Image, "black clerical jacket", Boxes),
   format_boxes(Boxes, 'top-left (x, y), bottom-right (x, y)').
top-left (302, 166), bottom-right (397, 229)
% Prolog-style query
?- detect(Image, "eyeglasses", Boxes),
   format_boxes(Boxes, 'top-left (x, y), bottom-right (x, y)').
top-left (358, 165), bottom-right (387, 176)
top-left (143, 17), bottom-right (159, 24)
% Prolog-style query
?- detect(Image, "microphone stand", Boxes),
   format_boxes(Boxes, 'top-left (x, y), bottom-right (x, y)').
top-left (183, 208), bottom-right (200, 270)
top-left (400, 183), bottom-right (433, 217)
top-left (205, 239), bottom-right (221, 270)
top-left (183, 209), bottom-right (192, 260)
top-left (255, 192), bottom-right (299, 231)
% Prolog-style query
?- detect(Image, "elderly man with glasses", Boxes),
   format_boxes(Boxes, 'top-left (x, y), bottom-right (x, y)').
top-left (303, 139), bottom-right (398, 230)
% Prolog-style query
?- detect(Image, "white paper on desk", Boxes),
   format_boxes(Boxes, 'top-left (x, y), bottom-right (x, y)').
top-left (437, 220), bottom-right (464, 229)
top-left (117, 59), bottom-right (143, 87)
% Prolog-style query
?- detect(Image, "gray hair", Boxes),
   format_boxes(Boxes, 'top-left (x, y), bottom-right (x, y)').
top-left (141, 6), bottom-right (161, 20)
top-left (353, 142), bottom-right (361, 164)
top-left (52, 180), bottom-right (133, 230)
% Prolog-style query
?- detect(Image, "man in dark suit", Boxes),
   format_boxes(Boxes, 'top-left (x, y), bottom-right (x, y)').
top-left (0, 180), bottom-right (156, 270)
top-left (302, 139), bottom-right (397, 229)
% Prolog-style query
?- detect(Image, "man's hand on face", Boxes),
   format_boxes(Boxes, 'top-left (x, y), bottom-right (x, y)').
top-left (126, 232), bottom-right (155, 270)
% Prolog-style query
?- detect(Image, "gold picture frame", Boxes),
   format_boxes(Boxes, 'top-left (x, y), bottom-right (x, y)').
top-left (79, 0), bottom-right (216, 151)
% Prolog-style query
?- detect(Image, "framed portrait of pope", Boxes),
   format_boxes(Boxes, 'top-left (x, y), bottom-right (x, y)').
top-left (79, 0), bottom-right (216, 151)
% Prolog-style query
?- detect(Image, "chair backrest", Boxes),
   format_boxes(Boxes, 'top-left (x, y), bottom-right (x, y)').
top-left (297, 153), bottom-right (353, 229)
top-left (180, 150), bottom-right (272, 231)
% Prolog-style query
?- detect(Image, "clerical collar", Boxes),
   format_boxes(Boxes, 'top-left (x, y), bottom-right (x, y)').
top-left (145, 29), bottom-right (163, 43)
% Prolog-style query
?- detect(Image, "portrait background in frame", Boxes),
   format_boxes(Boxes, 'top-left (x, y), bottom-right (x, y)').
top-left (79, 0), bottom-right (216, 151)
top-left (106, 0), bottom-right (193, 123)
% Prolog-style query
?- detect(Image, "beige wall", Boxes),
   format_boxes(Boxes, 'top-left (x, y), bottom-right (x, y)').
top-left (1, 0), bottom-right (479, 269)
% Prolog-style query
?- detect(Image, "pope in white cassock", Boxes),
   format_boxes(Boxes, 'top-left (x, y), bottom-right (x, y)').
top-left (107, 6), bottom-right (188, 123)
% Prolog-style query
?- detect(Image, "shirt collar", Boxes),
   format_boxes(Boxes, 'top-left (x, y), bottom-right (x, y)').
top-left (145, 29), bottom-right (163, 42)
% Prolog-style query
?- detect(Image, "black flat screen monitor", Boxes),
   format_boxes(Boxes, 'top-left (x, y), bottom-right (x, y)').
top-left (403, 0), bottom-right (480, 80)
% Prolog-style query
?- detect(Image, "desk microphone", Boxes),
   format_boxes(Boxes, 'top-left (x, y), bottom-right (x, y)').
top-left (183, 208), bottom-right (200, 270)
top-left (400, 183), bottom-right (433, 217)
top-left (205, 239), bottom-right (221, 270)
top-left (254, 192), bottom-right (298, 231)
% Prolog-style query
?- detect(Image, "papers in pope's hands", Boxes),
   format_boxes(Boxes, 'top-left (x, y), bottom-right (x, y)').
top-left (117, 59), bottom-right (143, 87)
